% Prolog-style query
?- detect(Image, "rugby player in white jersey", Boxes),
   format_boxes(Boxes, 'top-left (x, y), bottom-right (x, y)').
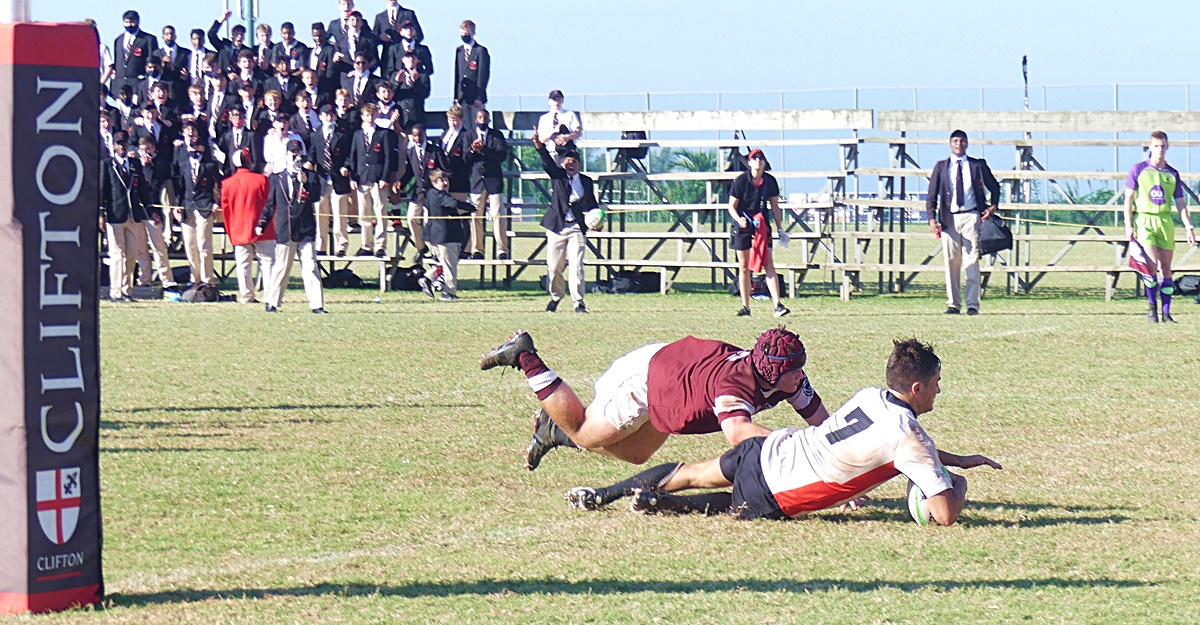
top-left (565, 338), bottom-right (1002, 525)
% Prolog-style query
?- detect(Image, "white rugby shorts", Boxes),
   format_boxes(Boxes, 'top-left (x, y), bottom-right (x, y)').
top-left (592, 343), bottom-right (667, 431)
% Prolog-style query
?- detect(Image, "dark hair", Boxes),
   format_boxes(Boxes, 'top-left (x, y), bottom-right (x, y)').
top-left (281, 22), bottom-right (295, 31)
top-left (311, 22), bottom-right (326, 32)
top-left (885, 338), bottom-right (940, 393)
top-left (191, 28), bottom-right (205, 40)
top-left (237, 49), bottom-right (255, 62)
top-left (950, 129), bottom-right (968, 141)
top-left (162, 25), bottom-right (175, 34)
top-left (181, 120), bottom-right (199, 134)
top-left (409, 123), bottom-right (425, 135)
top-left (232, 24), bottom-right (246, 36)
top-left (122, 10), bottom-right (139, 22)
top-left (1150, 130), bottom-right (1169, 143)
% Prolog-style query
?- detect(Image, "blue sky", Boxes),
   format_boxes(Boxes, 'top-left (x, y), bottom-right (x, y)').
top-left (36, 0), bottom-right (1200, 104)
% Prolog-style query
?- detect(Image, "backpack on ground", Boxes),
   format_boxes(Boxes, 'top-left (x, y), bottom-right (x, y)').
top-left (181, 282), bottom-right (220, 303)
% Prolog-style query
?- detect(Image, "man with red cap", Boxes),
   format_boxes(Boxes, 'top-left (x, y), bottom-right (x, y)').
top-left (480, 327), bottom-right (829, 471)
top-left (220, 148), bottom-right (276, 303)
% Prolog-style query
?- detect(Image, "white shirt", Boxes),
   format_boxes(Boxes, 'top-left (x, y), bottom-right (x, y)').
top-left (568, 174), bottom-right (584, 205)
top-left (442, 125), bottom-right (460, 153)
top-left (947, 155), bottom-right (977, 212)
top-left (537, 107), bottom-right (582, 156)
top-left (263, 130), bottom-right (305, 174)
top-left (759, 387), bottom-right (953, 517)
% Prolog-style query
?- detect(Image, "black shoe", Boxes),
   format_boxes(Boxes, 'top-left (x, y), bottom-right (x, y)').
top-left (773, 304), bottom-right (790, 318)
top-left (354, 248), bottom-right (372, 257)
top-left (1148, 304), bottom-right (1159, 323)
top-left (497, 251), bottom-right (509, 260)
top-left (311, 308), bottom-right (329, 314)
top-left (574, 302), bottom-right (588, 313)
top-left (418, 277), bottom-right (435, 299)
top-left (479, 330), bottom-right (536, 370)
top-left (459, 250), bottom-right (472, 260)
top-left (1161, 312), bottom-right (1177, 323)
top-left (472, 251), bottom-right (485, 260)
top-left (736, 306), bottom-right (751, 317)
top-left (525, 408), bottom-right (558, 471)
top-left (966, 308), bottom-right (979, 316)
top-left (546, 299), bottom-right (559, 312)
top-left (566, 486), bottom-right (603, 510)
top-left (438, 293), bottom-right (460, 301)
top-left (629, 488), bottom-right (661, 515)
top-left (335, 249), bottom-right (347, 258)
top-left (374, 249), bottom-right (386, 258)
top-left (945, 307), bottom-right (961, 315)
top-left (265, 304), bottom-right (277, 313)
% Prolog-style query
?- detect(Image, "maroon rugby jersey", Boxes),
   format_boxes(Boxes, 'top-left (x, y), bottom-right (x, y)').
top-left (646, 336), bottom-right (823, 435)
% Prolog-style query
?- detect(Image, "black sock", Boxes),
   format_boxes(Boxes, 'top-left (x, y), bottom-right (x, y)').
top-left (548, 421), bottom-right (578, 449)
top-left (653, 492), bottom-right (733, 516)
top-left (594, 463), bottom-right (683, 506)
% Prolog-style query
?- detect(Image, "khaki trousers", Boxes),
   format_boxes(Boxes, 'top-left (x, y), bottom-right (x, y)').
top-left (267, 240), bottom-right (325, 309)
top-left (942, 210), bottom-right (982, 311)
top-left (318, 185), bottom-right (352, 254)
top-left (546, 224), bottom-right (586, 305)
top-left (106, 221), bottom-right (145, 299)
top-left (407, 198), bottom-right (427, 253)
top-left (233, 240), bottom-right (276, 303)
top-left (432, 242), bottom-right (461, 296)
top-left (470, 190), bottom-right (508, 256)
top-left (357, 184), bottom-right (388, 252)
top-left (181, 207), bottom-right (215, 285)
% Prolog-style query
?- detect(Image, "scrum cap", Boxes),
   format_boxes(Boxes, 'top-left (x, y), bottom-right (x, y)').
top-left (751, 327), bottom-right (806, 387)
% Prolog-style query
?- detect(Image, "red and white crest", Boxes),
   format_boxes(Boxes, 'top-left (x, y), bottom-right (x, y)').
top-left (36, 467), bottom-right (81, 545)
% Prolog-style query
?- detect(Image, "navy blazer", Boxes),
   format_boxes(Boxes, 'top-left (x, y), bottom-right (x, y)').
top-left (113, 31), bottom-right (159, 87)
top-left (261, 171), bottom-right (322, 243)
top-left (537, 144), bottom-right (596, 234)
top-left (177, 154), bottom-right (220, 215)
top-left (925, 156), bottom-right (1001, 228)
top-left (466, 126), bottom-right (507, 194)
top-left (453, 43), bottom-right (489, 105)
top-left (346, 126), bottom-right (398, 185)
top-left (310, 125), bottom-right (354, 195)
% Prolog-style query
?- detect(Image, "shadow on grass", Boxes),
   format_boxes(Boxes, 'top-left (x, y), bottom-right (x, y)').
top-left (100, 447), bottom-right (260, 453)
top-left (110, 576), bottom-right (1155, 607)
top-left (107, 403), bottom-right (385, 417)
top-left (817, 498), bottom-right (1135, 527)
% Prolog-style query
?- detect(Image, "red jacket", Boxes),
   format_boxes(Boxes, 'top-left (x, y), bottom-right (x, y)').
top-left (220, 168), bottom-right (274, 245)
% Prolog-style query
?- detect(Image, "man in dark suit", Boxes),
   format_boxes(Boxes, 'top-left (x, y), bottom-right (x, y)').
top-left (925, 129), bottom-right (1001, 316)
top-left (267, 58), bottom-right (302, 115)
top-left (399, 123), bottom-right (437, 259)
top-left (384, 21), bottom-right (433, 86)
top-left (218, 107), bottom-right (260, 177)
top-left (270, 22), bottom-right (311, 74)
top-left (208, 10), bottom-right (250, 76)
top-left (373, 1), bottom-right (423, 47)
top-left (259, 140), bottom-right (327, 313)
top-left (184, 29), bottom-right (211, 89)
top-left (394, 50), bottom-right (430, 128)
top-left (533, 129), bottom-right (599, 313)
top-left (332, 11), bottom-right (378, 77)
top-left (340, 53), bottom-right (379, 107)
top-left (228, 49), bottom-right (266, 98)
top-left (133, 136), bottom-right (177, 288)
top-left (100, 139), bottom-right (151, 301)
top-left (134, 58), bottom-right (169, 106)
top-left (174, 122), bottom-right (221, 285)
top-left (328, 0), bottom-right (356, 44)
top-left (466, 109), bottom-right (509, 259)
top-left (306, 24), bottom-right (343, 97)
top-left (114, 10), bottom-right (158, 97)
top-left (311, 104), bottom-right (354, 255)
top-left (252, 24), bottom-right (276, 77)
top-left (433, 105), bottom-right (471, 204)
top-left (153, 25), bottom-right (190, 103)
top-left (342, 102), bottom-right (398, 256)
top-left (454, 20), bottom-right (489, 116)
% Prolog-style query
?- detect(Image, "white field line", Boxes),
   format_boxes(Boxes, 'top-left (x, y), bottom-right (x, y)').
top-left (113, 523), bottom-right (558, 594)
top-left (941, 326), bottom-right (1059, 344)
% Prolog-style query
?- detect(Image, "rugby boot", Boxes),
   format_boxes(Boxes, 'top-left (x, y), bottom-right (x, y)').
top-left (525, 408), bottom-right (575, 471)
top-left (479, 330), bottom-right (536, 370)
top-left (629, 488), bottom-right (661, 514)
top-left (1161, 312), bottom-right (1178, 323)
top-left (565, 486), bottom-right (604, 510)
top-left (1148, 302), bottom-right (1159, 323)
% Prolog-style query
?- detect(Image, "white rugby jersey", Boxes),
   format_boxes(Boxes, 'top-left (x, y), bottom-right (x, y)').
top-left (758, 387), bottom-right (952, 517)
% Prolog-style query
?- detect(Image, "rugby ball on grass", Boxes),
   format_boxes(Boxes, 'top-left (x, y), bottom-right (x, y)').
top-left (584, 208), bottom-right (606, 230)
top-left (907, 466), bottom-right (952, 526)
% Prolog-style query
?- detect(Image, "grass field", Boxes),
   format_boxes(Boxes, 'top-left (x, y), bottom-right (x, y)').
top-left (14, 280), bottom-right (1200, 623)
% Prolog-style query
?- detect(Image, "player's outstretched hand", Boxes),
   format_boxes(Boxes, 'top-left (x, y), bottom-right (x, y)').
top-left (958, 454), bottom-right (1003, 470)
top-left (837, 495), bottom-right (871, 513)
